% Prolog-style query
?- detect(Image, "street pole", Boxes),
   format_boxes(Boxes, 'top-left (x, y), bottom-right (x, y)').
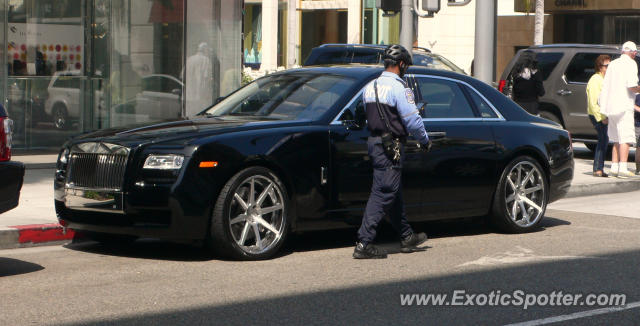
top-left (474, 0), bottom-right (496, 84)
top-left (534, 0), bottom-right (544, 45)
top-left (400, 0), bottom-right (413, 53)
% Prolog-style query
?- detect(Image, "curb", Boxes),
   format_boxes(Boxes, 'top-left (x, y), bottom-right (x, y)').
top-left (24, 163), bottom-right (57, 170)
top-left (565, 179), bottom-right (640, 198)
top-left (0, 223), bottom-right (75, 250)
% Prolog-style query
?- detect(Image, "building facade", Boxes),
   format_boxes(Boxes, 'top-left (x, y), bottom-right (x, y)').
top-left (2, 0), bottom-right (242, 151)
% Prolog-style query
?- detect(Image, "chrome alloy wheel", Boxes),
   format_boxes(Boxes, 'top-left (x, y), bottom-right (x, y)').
top-left (228, 175), bottom-right (286, 255)
top-left (504, 161), bottom-right (546, 228)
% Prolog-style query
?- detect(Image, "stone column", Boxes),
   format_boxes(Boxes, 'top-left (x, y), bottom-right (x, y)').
top-left (261, 0), bottom-right (279, 71)
top-left (347, 0), bottom-right (362, 44)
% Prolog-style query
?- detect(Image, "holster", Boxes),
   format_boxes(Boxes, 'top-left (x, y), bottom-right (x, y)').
top-left (380, 132), bottom-right (400, 162)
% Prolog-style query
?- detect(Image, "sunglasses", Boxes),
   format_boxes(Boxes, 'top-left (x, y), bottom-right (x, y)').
top-left (602, 64), bottom-right (609, 67)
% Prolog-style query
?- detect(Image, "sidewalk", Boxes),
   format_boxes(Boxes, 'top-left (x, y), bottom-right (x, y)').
top-left (1, 144), bottom-right (640, 249)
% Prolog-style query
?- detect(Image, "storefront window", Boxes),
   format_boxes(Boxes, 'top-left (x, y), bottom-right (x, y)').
top-left (4, 0), bottom-right (242, 150)
top-left (243, 1), bottom-right (286, 69)
top-left (7, 0), bottom-right (86, 148)
top-left (363, 0), bottom-right (400, 45)
top-left (244, 3), bottom-right (262, 68)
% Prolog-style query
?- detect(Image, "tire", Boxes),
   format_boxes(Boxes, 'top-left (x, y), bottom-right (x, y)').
top-left (585, 143), bottom-right (597, 152)
top-left (490, 156), bottom-right (548, 233)
top-left (208, 166), bottom-right (290, 260)
top-left (52, 104), bottom-right (69, 130)
top-left (539, 111), bottom-right (562, 127)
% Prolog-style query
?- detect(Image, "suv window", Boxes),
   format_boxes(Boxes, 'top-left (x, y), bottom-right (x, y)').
top-left (53, 77), bottom-right (80, 89)
top-left (414, 77), bottom-right (476, 119)
top-left (535, 52), bottom-right (564, 80)
top-left (564, 52), bottom-right (614, 84)
top-left (308, 49), bottom-right (350, 65)
top-left (351, 48), bottom-right (382, 64)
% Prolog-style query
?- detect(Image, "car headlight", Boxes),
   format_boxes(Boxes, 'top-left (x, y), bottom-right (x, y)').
top-left (58, 148), bottom-right (70, 165)
top-left (143, 154), bottom-right (184, 170)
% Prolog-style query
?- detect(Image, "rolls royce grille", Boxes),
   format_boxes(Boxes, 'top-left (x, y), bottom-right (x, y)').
top-left (67, 153), bottom-right (128, 190)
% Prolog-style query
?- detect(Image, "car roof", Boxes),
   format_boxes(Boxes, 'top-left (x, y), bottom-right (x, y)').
top-left (270, 64), bottom-right (468, 82)
top-left (527, 43), bottom-right (619, 50)
top-left (316, 43), bottom-right (432, 54)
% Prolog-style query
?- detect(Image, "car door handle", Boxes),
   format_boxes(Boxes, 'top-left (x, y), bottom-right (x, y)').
top-left (557, 89), bottom-right (572, 96)
top-left (427, 131), bottom-right (446, 139)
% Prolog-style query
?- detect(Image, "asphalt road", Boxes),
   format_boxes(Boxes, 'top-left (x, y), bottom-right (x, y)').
top-left (2, 191), bottom-right (640, 326)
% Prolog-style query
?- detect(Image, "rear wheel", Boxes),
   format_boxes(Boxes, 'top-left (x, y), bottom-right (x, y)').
top-left (490, 156), bottom-right (548, 233)
top-left (585, 143), bottom-right (597, 152)
top-left (208, 166), bottom-right (289, 260)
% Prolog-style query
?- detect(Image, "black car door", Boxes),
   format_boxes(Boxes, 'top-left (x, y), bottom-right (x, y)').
top-left (406, 74), bottom-right (499, 219)
top-left (328, 87), bottom-right (426, 224)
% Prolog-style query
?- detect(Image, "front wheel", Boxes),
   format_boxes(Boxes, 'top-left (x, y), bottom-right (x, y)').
top-left (490, 156), bottom-right (548, 233)
top-left (208, 166), bottom-right (289, 260)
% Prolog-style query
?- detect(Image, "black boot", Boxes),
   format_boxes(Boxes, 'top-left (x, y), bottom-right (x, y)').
top-left (400, 232), bottom-right (428, 253)
top-left (353, 242), bottom-right (387, 259)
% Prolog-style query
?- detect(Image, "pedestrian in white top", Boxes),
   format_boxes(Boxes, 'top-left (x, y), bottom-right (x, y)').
top-left (599, 41), bottom-right (640, 178)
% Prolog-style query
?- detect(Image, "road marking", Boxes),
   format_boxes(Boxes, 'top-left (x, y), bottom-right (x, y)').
top-left (458, 246), bottom-right (595, 267)
top-left (504, 301), bottom-right (640, 326)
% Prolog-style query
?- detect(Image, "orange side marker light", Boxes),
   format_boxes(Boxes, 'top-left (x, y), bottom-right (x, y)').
top-left (199, 161), bottom-right (219, 168)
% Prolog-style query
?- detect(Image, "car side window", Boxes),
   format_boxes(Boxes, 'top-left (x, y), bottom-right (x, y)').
top-left (465, 86), bottom-right (498, 119)
top-left (565, 53), bottom-right (604, 84)
top-left (338, 93), bottom-right (364, 121)
top-left (413, 77), bottom-right (477, 119)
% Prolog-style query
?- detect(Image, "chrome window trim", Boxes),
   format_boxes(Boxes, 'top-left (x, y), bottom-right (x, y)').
top-left (329, 74), bottom-right (506, 126)
top-left (409, 74), bottom-right (506, 122)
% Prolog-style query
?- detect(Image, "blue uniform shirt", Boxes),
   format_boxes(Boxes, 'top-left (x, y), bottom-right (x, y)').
top-left (363, 71), bottom-right (430, 145)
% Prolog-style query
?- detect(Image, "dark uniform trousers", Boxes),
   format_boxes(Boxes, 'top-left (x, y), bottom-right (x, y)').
top-left (357, 136), bottom-right (413, 245)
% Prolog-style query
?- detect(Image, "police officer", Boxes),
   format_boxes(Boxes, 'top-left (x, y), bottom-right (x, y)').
top-left (353, 44), bottom-right (431, 259)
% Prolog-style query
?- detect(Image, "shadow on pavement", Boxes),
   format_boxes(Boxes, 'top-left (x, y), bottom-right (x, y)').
top-left (0, 257), bottom-right (44, 277)
top-left (63, 214), bottom-right (571, 262)
top-left (54, 248), bottom-right (639, 326)
top-left (64, 240), bottom-right (215, 262)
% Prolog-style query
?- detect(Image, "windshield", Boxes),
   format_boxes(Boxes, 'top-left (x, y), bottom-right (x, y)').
top-left (414, 53), bottom-right (466, 74)
top-left (204, 73), bottom-right (357, 121)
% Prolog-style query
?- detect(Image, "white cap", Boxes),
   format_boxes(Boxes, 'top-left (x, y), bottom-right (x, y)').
top-left (622, 41), bottom-right (637, 52)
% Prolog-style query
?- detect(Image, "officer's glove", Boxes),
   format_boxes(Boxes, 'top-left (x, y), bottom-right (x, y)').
top-left (418, 140), bottom-right (432, 153)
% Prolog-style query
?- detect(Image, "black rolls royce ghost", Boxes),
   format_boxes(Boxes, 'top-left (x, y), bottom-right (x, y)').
top-left (54, 66), bottom-right (574, 260)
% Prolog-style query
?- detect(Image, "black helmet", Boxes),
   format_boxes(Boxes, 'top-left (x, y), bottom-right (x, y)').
top-left (383, 44), bottom-right (413, 66)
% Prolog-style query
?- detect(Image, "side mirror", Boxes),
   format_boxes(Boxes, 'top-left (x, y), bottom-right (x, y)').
top-left (171, 88), bottom-right (182, 96)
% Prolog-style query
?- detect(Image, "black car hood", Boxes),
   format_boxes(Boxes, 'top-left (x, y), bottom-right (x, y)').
top-left (70, 117), bottom-right (309, 147)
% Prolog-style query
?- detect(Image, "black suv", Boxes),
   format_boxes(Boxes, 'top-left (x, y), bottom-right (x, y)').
top-left (303, 43), bottom-right (466, 74)
top-left (499, 44), bottom-right (623, 150)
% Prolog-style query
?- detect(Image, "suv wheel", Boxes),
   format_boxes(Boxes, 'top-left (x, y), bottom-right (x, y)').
top-left (52, 104), bottom-right (69, 130)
